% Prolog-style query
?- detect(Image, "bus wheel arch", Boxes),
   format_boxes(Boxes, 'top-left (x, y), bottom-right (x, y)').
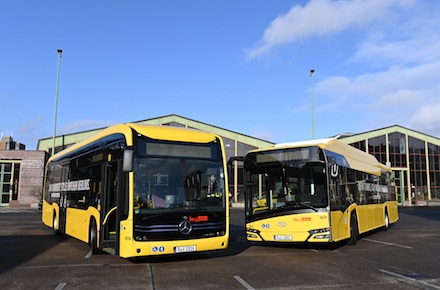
top-left (347, 211), bottom-right (359, 246)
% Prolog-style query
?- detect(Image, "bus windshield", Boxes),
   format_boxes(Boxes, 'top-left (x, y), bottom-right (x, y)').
top-left (133, 137), bottom-right (226, 213)
top-left (245, 147), bottom-right (328, 217)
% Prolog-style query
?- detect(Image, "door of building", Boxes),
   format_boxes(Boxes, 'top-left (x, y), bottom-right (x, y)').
top-left (0, 163), bottom-right (12, 206)
top-left (393, 169), bottom-right (406, 206)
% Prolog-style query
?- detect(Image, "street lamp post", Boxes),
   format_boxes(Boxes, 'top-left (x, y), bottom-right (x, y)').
top-left (310, 69), bottom-right (315, 140)
top-left (52, 49), bottom-right (62, 156)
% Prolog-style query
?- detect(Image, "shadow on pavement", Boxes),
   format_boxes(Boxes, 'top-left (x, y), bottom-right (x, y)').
top-left (0, 234), bottom-right (68, 275)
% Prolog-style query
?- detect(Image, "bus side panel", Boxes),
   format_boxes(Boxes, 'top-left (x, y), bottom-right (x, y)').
top-left (386, 201), bottom-right (399, 223)
top-left (374, 204), bottom-right (384, 229)
top-left (356, 205), bottom-right (369, 233)
top-left (42, 200), bottom-right (56, 228)
top-left (64, 207), bottom-right (101, 244)
top-left (330, 209), bottom-right (350, 242)
top-left (65, 208), bottom-right (88, 242)
top-left (357, 204), bottom-right (389, 234)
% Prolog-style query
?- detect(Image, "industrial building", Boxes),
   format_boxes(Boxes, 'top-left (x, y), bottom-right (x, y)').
top-left (3, 115), bottom-right (439, 207)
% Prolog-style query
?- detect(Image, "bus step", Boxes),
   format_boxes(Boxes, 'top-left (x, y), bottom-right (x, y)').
top-left (102, 247), bottom-right (116, 255)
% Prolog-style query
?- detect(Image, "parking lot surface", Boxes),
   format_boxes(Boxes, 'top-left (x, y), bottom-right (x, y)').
top-left (1, 206), bottom-right (440, 289)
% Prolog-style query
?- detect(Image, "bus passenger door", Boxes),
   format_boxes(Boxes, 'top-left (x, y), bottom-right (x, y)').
top-left (58, 191), bottom-right (67, 233)
top-left (101, 161), bottom-right (119, 255)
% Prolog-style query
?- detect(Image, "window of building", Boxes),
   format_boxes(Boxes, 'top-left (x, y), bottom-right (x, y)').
top-left (350, 140), bottom-right (366, 152)
top-left (368, 135), bottom-right (386, 164)
top-left (237, 142), bottom-right (257, 158)
top-left (48, 143), bottom-right (74, 156)
top-left (388, 132), bottom-right (407, 167)
top-left (428, 143), bottom-right (440, 200)
top-left (162, 122), bottom-right (185, 127)
top-left (0, 161), bottom-right (21, 205)
top-left (408, 136), bottom-right (427, 201)
top-left (221, 137), bottom-right (235, 189)
top-left (235, 142), bottom-right (258, 202)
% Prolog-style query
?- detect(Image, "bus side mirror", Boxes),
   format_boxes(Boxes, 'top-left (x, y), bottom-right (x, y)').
top-left (123, 148), bottom-right (134, 172)
top-left (227, 156), bottom-right (245, 170)
top-left (327, 156), bottom-right (336, 165)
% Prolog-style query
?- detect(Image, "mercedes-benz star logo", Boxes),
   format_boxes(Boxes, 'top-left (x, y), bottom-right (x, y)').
top-left (178, 220), bottom-right (192, 235)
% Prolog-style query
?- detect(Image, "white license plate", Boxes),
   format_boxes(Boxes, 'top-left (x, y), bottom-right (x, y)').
top-left (174, 245), bottom-right (197, 253)
top-left (274, 235), bottom-right (293, 241)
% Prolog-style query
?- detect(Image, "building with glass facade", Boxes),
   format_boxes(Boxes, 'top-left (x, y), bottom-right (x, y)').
top-left (37, 114), bottom-right (275, 203)
top-left (338, 125), bottom-right (440, 206)
top-left (37, 117), bottom-right (440, 207)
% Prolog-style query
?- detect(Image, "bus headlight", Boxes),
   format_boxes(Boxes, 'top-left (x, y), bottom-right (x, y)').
top-left (313, 234), bottom-right (330, 239)
top-left (308, 228), bottom-right (329, 239)
top-left (247, 228), bottom-right (260, 234)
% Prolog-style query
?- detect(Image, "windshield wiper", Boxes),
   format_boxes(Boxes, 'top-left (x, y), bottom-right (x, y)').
top-left (296, 202), bottom-right (318, 212)
top-left (271, 202), bottom-right (318, 212)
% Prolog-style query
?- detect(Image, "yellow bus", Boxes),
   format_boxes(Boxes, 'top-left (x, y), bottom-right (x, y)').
top-left (42, 123), bottom-right (229, 258)
top-left (241, 138), bottom-right (398, 245)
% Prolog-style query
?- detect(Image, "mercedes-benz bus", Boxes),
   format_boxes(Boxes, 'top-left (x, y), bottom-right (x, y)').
top-left (42, 123), bottom-right (229, 258)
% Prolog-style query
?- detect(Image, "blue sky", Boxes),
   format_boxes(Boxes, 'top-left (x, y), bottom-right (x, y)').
top-left (2, 0), bottom-right (440, 150)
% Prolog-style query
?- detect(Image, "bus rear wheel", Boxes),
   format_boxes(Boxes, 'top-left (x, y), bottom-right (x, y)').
top-left (383, 210), bottom-right (389, 231)
top-left (347, 214), bottom-right (359, 246)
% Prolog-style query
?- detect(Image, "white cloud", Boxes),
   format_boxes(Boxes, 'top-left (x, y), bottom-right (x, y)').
top-left (58, 120), bottom-right (114, 135)
top-left (316, 60), bottom-right (440, 103)
top-left (245, 0), bottom-right (413, 60)
top-left (18, 117), bottom-right (45, 135)
top-left (244, 0), bottom-right (440, 139)
top-left (350, 8), bottom-right (440, 67)
top-left (371, 89), bottom-right (423, 109)
top-left (250, 127), bottom-right (274, 141)
top-left (409, 101), bottom-right (440, 136)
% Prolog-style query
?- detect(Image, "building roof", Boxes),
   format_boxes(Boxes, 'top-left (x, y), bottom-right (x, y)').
top-left (37, 114), bottom-right (275, 152)
top-left (337, 124), bottom-right (440, 145)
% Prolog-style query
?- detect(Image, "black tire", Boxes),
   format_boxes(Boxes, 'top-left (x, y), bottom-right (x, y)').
top-left (89, 219), bottom-right (100, 254)
top-left (347, 213), bottom-right (359, 246)
top-left (383, 210), bottom-right (389, 231)
top-left (53, 211), bottom-right (59, 235)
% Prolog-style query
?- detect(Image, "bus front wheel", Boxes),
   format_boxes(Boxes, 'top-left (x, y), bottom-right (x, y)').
top-left (89, 219), bottom-right (100, 254)
top-left (53, 212), bottom-right (58, 235)
top-left (347, 214), bottom-right (359, 246)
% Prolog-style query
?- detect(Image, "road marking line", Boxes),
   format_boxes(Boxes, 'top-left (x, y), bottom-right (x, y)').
top-left (233, 276), bottom-right (256, 290)
top-left (85, 250), bottom-right (93, 258)
top-left (54, 283), bottom-right (67, 290)
top-left (380, 269), bottom-right (440, 289)
top-left (363, 238), bottom-right (413, 249)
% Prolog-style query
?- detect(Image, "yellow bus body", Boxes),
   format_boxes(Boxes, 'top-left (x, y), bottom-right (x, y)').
top-left (244, 138), bottom-right (399, 245)
top-left (247, 211), bottom-right (330, 243)
top-left (42, 123), bottom-right (229, 258)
